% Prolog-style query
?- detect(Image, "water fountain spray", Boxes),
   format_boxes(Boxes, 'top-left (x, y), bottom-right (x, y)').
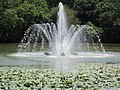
top-left (18, 2), bottom-right (105, 56)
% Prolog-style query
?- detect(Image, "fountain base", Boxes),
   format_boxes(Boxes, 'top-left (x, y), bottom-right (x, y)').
top-left (61, 52), bottom-right (65, 56)
top-left (44, 52), bottom-right (51, 55)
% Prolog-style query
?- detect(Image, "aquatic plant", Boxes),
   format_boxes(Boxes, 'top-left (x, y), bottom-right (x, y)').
top-left (0, 63), bottom-right (119, 89)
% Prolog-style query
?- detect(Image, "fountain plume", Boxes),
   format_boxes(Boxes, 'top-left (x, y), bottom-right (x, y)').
top-left (18, 2), bottom-right (105, 55)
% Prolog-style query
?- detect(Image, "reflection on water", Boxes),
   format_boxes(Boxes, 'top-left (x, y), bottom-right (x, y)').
top-left (0, 43), bottom-right (120, 70)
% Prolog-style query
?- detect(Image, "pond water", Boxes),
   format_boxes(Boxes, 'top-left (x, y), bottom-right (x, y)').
top-left (0, 43), bottom-right (120, 70)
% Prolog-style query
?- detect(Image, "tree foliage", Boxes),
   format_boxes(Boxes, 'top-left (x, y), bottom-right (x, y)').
top-left (0, 0), bottom-right (120, 43)
top-left (73, 0), bottom-right (120, 43)
top-left (0, 0), bottom-right (49, 42)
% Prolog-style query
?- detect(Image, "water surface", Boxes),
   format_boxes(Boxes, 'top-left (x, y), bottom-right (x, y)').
top-left (0, 43), bottom-right (120, 70)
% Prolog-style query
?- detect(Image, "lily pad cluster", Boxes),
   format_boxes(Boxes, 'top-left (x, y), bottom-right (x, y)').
top-left (0, 63), bottom-right (120, 90)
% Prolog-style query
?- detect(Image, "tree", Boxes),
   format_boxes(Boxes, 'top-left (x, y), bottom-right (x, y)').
top-left (0, 0), bottom-right (49, 42)
top-left (73, 0), bottom-right (120, 43)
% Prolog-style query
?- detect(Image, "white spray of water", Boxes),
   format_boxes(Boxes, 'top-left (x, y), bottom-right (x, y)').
top-left (18, 2), bottom-right (105, 55)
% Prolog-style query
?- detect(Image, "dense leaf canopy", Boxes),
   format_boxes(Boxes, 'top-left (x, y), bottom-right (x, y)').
top-left (0, 0), bottom-right (120, 43)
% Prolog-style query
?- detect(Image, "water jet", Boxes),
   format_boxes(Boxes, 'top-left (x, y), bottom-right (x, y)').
top-left (18, 2), bottom-right (105, 56)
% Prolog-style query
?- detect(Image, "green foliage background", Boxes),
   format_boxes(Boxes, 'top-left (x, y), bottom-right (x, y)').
top-left (0, 0), bottom-right (120, 43)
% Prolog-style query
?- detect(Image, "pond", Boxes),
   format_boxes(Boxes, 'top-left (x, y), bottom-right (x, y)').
top-left (0, 43), bottom-right (120, 70)
top-left (0, 43), bottom-right (120, 89)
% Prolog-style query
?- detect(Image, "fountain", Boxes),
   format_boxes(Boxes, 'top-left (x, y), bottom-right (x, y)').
top-left (6, 2), bottom-right (120, 73)
top-left (2, 3), bottom-right (120, 89)
top-left (18, 2), bottom-right (105, 56)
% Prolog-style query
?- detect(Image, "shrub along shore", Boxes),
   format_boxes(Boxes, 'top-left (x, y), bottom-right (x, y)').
top-left (0, 63), bottom-right (120, 90)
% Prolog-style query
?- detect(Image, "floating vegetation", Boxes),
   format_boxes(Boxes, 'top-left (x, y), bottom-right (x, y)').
top-left (0, 63), bottom-right (120, 90)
